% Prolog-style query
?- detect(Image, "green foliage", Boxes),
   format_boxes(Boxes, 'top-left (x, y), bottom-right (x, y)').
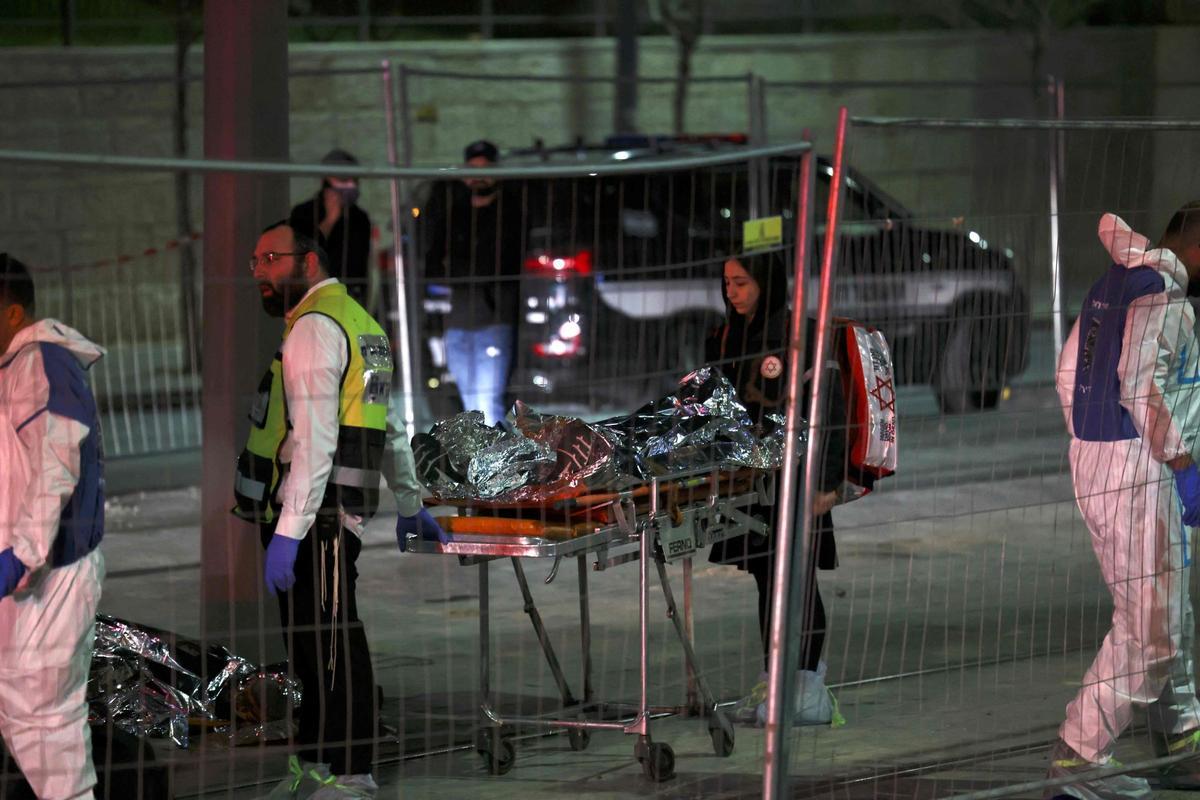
top-left (954, 0), bottom-right (1165, 29)
top-left (0, 0), bottom-right (200, 46)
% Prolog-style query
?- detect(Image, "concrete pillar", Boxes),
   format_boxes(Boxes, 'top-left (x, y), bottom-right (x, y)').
top-left (201, 0), bottom-right (290, 661)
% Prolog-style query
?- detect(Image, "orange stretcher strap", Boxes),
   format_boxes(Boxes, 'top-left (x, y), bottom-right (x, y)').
top-left (443, 516), bottom-right (577, 539)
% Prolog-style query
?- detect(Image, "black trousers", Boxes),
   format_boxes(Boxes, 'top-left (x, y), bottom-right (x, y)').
top-left (747, 552), bottom-right (825, 673)
top-left (261, 518), bottom-right (377, 775)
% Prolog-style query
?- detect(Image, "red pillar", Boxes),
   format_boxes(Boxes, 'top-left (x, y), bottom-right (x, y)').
top-left (201, 0), bottom-right (290, 660)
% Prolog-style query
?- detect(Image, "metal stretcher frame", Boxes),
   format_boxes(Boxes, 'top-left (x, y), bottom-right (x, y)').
top-left (405, 464), bottom-right (776, 781)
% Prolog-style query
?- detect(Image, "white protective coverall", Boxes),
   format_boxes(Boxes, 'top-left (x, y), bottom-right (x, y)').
top-left (1056, 213), bottom-right (1200, 764)
top-left (0, 319), bottom-right (105, 800)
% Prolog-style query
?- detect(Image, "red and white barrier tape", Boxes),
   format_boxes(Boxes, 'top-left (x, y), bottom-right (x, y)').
top-left (31, 231), bottom-right (202, 274)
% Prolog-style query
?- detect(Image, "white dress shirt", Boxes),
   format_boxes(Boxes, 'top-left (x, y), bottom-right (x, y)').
top-left (273, 278), bottom-right (424, 540)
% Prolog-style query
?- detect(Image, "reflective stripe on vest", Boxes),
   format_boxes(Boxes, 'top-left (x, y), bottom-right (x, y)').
top-left (232, 282), bottom-right (392, 524)
top-left (234, 472), bottom-right (269, 502)
top-left (329, 465), bottom-right (381, 488)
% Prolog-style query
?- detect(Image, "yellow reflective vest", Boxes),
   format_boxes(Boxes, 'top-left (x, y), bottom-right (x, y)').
top-left (233, 282), bottom-right (393, 525)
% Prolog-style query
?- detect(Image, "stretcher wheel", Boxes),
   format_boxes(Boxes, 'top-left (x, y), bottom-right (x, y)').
top-left (567, 727), bottom-right (591, 751)
top-left (477, 735), bottom-right (515, 775)
top-left (639, 741), bottom-right (675, 782)
top-left (709, 714), bottom-right (735, 757)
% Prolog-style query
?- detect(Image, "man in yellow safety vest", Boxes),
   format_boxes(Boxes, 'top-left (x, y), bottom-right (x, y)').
top-left (234, 220), bottom-right (442, 799)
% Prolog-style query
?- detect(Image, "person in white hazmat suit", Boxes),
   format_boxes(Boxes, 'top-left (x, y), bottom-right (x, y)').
top-left (1053, 207), bottom-right (1200, 798)
top-left (0, 254), bottom-right (106, 800)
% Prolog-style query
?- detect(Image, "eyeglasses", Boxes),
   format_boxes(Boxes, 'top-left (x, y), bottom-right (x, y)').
top-left (248, 251), bottom-right (306, 272)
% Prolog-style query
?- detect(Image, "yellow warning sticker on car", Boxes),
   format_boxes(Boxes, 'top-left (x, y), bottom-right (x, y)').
top-left (743, 216), bottom-right (783, 251)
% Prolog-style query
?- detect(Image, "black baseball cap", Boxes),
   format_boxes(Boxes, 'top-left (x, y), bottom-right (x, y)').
top-left (463, 140), bottom-right (499, 163)
top-left (321, 148), bottom-right (360, 167)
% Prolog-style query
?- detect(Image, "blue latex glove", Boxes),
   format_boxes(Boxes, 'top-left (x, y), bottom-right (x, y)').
top-left (0, 548), bottom-right (26, 599)
top-left (1176, 464), bottom-right (1200, 527)
top-left (264, 534), bottom-right (301, 595)
top-left (396, 508), bottom-right (450, 552)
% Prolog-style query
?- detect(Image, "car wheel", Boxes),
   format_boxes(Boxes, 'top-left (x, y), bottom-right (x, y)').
top-left (934, 314), bottom-right (1004, 414)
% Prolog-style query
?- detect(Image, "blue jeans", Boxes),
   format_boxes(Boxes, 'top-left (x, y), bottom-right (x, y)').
top-left (444, 324), bottom-right (513, 427)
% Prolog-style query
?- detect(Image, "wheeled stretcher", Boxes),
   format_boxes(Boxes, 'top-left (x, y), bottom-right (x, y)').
top-left (403, 464), bottom-right (775, 782)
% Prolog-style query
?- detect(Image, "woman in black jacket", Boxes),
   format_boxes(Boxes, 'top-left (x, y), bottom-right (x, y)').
top-left (706, 249), bottom-right (863, 726)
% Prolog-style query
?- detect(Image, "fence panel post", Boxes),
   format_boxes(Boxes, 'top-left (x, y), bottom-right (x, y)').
top-left (1048, 75), bottom-right (1066, 363)
top-left (383, 59), bottom-right (418, 436)
top-left (762, 110), bottom-right (845, 800)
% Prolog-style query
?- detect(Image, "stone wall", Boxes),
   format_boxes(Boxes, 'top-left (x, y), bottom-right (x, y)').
top-left (0, 28), bottom-right (1197, 310)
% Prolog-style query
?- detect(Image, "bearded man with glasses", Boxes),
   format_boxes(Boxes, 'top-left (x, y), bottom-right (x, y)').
top-left (234, 221), bottom-right (442, 799)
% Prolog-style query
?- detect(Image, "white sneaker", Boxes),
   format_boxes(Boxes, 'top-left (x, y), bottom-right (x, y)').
top-left (260, 756), bottom-right (332, 799)
top-left (755, 661), bottom-right (843, 727)
top-left (309, 773), bottom-right (378, 799)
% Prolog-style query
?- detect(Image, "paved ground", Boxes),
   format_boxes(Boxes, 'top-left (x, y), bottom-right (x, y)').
top-left (80, 327), bottom-right (1200, 798)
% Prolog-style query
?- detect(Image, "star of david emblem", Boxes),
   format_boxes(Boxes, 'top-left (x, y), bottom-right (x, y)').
top-left (868, 376), bottom-right (896, 412)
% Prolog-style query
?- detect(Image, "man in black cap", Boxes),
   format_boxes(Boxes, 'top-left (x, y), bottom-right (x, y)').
top-left (421, 140), bottom-right (524, 426)
top-left (290, 148), bottom-right (373, 307)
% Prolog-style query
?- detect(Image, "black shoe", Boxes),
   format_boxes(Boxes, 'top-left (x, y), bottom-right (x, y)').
top-left (1153, 729), bottom-right (1200, 789)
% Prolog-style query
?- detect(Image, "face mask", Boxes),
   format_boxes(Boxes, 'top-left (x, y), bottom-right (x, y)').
top-left (335, 186), bottom-right (360, 206)
top-left (470, 182), bottom-right (498, 198)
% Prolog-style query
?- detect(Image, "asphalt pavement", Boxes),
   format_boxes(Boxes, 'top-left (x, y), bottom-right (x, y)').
top-left (88, 326), bottom-right (1200, 798)
top-left (90, 370), bottom-right (1162, 799)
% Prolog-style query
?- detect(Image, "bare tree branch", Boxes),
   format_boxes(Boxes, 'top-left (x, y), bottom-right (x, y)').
top-left (650, 0), bottom-right (704, 136)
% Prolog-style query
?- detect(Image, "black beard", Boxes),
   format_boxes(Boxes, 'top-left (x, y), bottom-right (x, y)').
top-left (260, 290), bottom-right (286, 318)
top-left (259, 280), bottom-right (307, 317)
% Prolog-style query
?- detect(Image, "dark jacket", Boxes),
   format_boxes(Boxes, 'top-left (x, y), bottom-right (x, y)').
top-left (289, 192), bottom-right (372, 305)
top-left (705, 307), bottom-right (854, 571)
top-left (420, 180), bottom-right (526, 331)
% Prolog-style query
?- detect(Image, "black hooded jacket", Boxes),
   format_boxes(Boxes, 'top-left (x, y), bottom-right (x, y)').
top-left (420, 180), bottom-right (525, 330)
top-left (704, 256), bottom-right (853, 570)
top-left (289, 189), bottom-right (372, 305)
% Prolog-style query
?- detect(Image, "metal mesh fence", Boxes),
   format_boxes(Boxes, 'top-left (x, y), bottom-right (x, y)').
top-left (2, 152), bottom-right (205, 459)
top-left (0, 64), bottom-right (402, 456)
top-left (406, 150), bottom-right (800, 421)
top-left (386, 142), bottom-right (816, 794)
top-left (760, 78), bottom-right (1054, 146)
top-left (7, 109), bottom-right (1200, 800)
top-left (0, 140), bottom-right (820, 798)
top-left (26, 240), bottom-right (203, 458)
top-left (767, 115), bottom-right (1200, 799)
top-left (395, 67), bottom-right (759, 166)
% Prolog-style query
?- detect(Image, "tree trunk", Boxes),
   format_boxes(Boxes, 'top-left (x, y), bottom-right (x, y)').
top-left (614, 0), bottom-right (639, 135)
top-left (672, 35), bottom-right (692, 135)
top-left (652, 0), bottom-right (702, 137)
top-left (60, 0), bottom-right (75, 46)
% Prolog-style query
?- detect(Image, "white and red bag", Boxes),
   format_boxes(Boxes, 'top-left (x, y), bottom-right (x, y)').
top-left (836, 318), bottom-right (897, 486)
